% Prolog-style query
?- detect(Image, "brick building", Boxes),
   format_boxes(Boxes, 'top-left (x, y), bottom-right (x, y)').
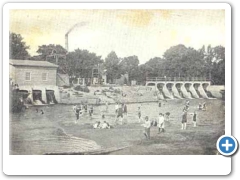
top-left (9, 59), bottom-right (60, 104)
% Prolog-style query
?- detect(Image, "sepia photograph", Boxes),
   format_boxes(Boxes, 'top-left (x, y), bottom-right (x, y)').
top-left (8, 7), bottom-right (226, 156)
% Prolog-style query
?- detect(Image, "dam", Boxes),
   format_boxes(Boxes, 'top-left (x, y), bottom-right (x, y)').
top-left (146, 77), bottom-right (213, 99)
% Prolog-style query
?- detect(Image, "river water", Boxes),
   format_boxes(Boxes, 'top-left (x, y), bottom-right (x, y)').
top-left (10, 99), bottom-right (224, 155)
top-left (10, 104), bottom-right (102, 155)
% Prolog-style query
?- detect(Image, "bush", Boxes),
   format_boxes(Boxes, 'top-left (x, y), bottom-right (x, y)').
top-left (62, 85), bottom-right (71, 89)
top-left (114, 89), bottom-right (121, 94)
top-left (74, 85), bottom-right (90, 93)
top-left (10, 90), bottom-right (26, 113)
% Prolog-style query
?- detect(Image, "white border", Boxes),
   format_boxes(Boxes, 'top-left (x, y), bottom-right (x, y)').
top-left (3, 3), bottom-right (232, 175)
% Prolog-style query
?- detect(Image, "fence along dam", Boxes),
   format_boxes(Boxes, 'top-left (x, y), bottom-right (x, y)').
top-left (145, 77), bottom-right (213, 100)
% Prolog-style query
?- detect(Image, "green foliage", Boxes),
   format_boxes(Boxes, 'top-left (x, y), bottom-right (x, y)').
top-left (203, 45), bottom-right (225, 85)
top-left (119, 55), bottom-right (139, 82)
top-left (36, 44), bottom-right (67, 60)
top-left (33, 44), bottom-right (68, 74)
top-left (9, 32), bottom-right (30, 60)
top-left (10, 91), bottom-right (25, 113)
top-left (73, 85), bottom-right (90, 93)
top-left (145, 57), bottom-right (166, 77)
top-left (67, 49), bottom-right (103, 78)
top-left (104, 51), bottom-right (121, 83)
top-left (163, 44), bottom-right (205, 77)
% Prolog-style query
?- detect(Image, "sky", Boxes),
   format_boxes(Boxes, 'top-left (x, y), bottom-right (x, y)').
top-left (10, 9), bottom-right (225, 64)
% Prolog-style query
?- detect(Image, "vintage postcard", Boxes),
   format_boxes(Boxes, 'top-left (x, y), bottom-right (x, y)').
top-left (3, 2), bottom-right (232, 175)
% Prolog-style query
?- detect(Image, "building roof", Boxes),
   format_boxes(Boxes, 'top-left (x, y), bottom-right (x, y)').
top-left (9, 59), bottom-right (58, 68)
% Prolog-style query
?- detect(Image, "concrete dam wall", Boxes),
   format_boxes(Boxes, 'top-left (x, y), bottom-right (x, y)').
top-left (146, 79), bottom-right (221, 99)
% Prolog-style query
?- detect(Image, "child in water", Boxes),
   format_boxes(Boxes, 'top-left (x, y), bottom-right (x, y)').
top-left (181, 110), bottom-right (187, 130)
top-left (89, 105), bottom-right (94, 118)
top-left (165, 112), bottom-right (170, 121)
top-left (158, 113), bottom-right (165, 133)
top-left (137, 106), bottom-right (142, 123)
top-left (190, 111), bottom-right (197, 127)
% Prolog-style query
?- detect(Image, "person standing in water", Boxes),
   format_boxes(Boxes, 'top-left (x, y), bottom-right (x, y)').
top-left (115, 103), bottom-right (119, 115)
top-left (158, 100), bottom-right (162, 107)
top-left (190, 111), bottom-right (197, 127)
top-left (202, 102), bottom-right (207, 111)
top-left (75, 106), bottom-right (80, 124)
top-left (84, 104), bottom-right (88, 113)
top-left (115, 105), bottom-right (123, 125)
top-left (143, 116), bottom-right (151, 139)
top-left (165, 112), bottom-right (170, 121)
top-left (181, 110), bottom-right (187, 130)
top-left (198, 103), bottom-right (202, 110)
top-left (158, 113), bottom-right (165, 133)
top-left (123, 103), bottom-right (128, 116)
top-left (105, 101), bottom-right (109, 112)
top-left (137, 106), bottom-right (142, 123)
top-left (89, 105), bottom-right (94, 118)
top-left (73, 105), bottom-right (77, 112)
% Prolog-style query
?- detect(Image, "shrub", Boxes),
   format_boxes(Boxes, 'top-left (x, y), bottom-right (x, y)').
top-left (74, 85), bottom-right (90, 93)
top-left (10, 90), bottom-right (25, 113)
top-left (114, 89), bottom-right (121, 94)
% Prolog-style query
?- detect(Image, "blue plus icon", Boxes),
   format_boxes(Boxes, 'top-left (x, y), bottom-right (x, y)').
top-left (220, 138), bottom-right (234, 152)
top-left (217, 135), bottom-right (238, 156)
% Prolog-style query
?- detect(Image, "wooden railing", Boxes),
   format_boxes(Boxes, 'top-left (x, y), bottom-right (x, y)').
top-left (146, 77), bottom-right (211, 82)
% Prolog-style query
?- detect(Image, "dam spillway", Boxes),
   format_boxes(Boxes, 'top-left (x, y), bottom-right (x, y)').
top-left (146, 77), bottom-right (212, 100)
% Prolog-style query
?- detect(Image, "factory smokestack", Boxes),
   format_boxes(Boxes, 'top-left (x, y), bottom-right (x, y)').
top-left (65, 34), bottom-right (69, 51)
top-left (65, 22), bottom-right (88, 52)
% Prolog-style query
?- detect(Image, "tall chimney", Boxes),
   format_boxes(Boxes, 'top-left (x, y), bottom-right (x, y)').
top-left (65, 22), bottom-right (88, 52)
top-left (65, 34), bottom-right (68, 51)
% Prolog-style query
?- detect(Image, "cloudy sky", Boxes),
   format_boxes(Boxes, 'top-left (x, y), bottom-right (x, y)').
top-left (10, 9), bottom-right (225, 64)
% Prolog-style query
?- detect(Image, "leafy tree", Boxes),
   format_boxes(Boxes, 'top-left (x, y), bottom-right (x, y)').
top-left (33, 44), bottom-right (68, 73)
top-left (104, 51), bottom-right (121, 83)
top-left (211, 46), bottom-right (225, 85)
top-left (145, 57), bottom-right (166, 77)
top-left (66, 49), bottom-right (103, 78)
top-left (119, 55), bottom-right (139, 82)
top-left (131, 64), bottom-right (146, 85)
top-left (36, 44), bottom-right (67, 61)
top-left (212, 45), bottom-right (225, 62)
top-left (199, 45), bottom-right (206, 55)
top-left (211, 59), bottom-right (225, 85)
top-left (201, 45), bottom-right (225, 84)
top-left (9, 32), bottom-right (30, 60)
top-left (163, 44), bottom-right (206, 77)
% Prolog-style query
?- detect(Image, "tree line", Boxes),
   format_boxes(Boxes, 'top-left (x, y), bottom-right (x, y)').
top-left (9, 32), bottom-right (225, 85)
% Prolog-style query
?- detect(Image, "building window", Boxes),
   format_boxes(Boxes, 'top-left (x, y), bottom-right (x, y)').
top-left (25, 72), bottom-right (31, 81)
top-left (42, 73), bottom-right (48, 81)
